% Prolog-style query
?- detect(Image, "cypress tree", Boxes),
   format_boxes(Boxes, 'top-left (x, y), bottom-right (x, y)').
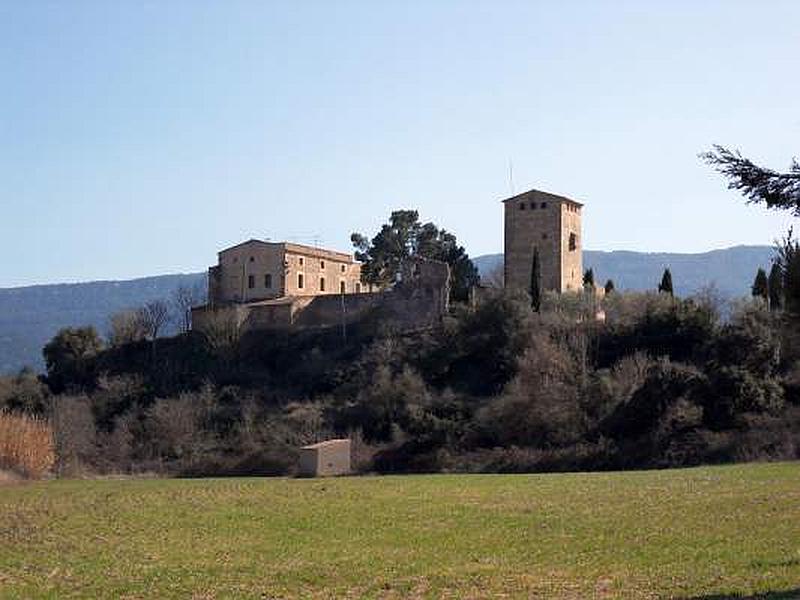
top-left (658, 268), bottom-right (674, 296)
top-left (530, 246), bottom-right (541, 312)
top-left (768, 263), bottom-right (783, 311)
top-left (751, 268), bottom-right (769, 301)
top-left (604, 279), bottom-right (615, 295)
top-left (583, 268), bottom-right (595, 288)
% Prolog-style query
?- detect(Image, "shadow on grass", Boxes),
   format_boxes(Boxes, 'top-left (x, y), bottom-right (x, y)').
top-left (680, 590), bottom-right (800, 600)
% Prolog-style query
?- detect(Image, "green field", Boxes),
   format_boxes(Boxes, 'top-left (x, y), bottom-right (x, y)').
top-left (1, 463), bottom-right (799, 599)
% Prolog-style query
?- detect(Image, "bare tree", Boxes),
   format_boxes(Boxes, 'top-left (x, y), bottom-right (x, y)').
top-left (108, 310), bottom-right (148, 347)
top-left (201, 307), bottom-right (245, 364)
top-left (172, 283), bottom-right (206, 334)
top-left (136, 300), bottom-right (170, 360)
top-left (137, 300), bottom-right (170, 341)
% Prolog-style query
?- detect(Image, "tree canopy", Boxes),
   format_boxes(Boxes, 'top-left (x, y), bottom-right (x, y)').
top-left (658, 268), bottom-right (674, 296)
top-left (701, 145), bottom-right (800, 215)
top-left (42, 327), bottom-right (103, 393)
top-left (351, 210), bottom-right (479, 302)
top-left (751, 268), bottom-right (768, 302)
top-left (530, 246), bottom-right (541, 312)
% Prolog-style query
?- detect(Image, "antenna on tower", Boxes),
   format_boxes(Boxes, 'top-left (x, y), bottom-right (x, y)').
top-left (508, 158), bottom-right (515, 195)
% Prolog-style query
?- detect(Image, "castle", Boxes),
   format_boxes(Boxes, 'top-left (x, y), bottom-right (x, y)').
top-left (502, 188), bottom-right (583, 293)
top-left (192, 187), bottom-right (584, 333)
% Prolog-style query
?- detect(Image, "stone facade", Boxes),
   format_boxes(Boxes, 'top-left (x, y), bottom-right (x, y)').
top-left (208, 240), bottom-right (367, 306)
top-left (193, 256), bottom-right (450, 334)
top-left (503, 189), bottom-right (583, 293)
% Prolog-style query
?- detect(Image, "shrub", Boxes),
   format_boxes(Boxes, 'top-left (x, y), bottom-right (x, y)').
top-left (0, 411), bottom-right (55, 478)
top-left (473, 331), bottom-right (588, 449)
top-left (0, 368), bottom-right (49, 415)
top-left (51, 396), bottom-right (98, 476)
top-left (422, 291), bottom-right (532, 396)
top-left (702, 366), bottom-right (785, 429)
top-left (43, 327), bottom-right (103, 393)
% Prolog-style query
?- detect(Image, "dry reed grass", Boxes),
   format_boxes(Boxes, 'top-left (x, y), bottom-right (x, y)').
top-left (0, 411), bottom-right (55, 479)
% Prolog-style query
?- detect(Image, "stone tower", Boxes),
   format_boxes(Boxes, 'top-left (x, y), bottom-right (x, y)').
top-left (503, 188), bottom-right (583, 293)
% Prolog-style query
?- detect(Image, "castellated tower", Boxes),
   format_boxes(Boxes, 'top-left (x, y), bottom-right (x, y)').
top-left (503, 188), bottom-right (583, 293)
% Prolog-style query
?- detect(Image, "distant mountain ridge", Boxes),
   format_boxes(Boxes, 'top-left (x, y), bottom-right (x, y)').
top-left (473, 245), bottom-right (774, 298)
top-left (0, 245), bottom-right (775, 374)
top-left (0, 273), bottom-right (206, 374)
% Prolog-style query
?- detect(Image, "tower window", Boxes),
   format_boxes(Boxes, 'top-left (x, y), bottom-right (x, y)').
top-left (320, 277), bottom-right (326, 291)
top-left (298, 273), bottom-right (304, 289)
top-left (341, 264), bottom-right (346, 273)
top-left (321, 260), bottom-right (325, 269)
top-left (265, 273), bottom-right (272, 288)
top-left (248, 275), bottom-right (255, 289)
top-left (569, 233), bottom-right (577, 251)
top-left (299, 257), bottom-right (304, 266)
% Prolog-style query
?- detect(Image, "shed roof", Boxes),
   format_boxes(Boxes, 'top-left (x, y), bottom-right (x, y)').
top-left (301, 438), bottom-right (351, 450)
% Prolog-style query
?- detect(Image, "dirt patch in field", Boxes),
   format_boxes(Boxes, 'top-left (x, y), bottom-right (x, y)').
top-left (0, 468), bottom-right (22, 485)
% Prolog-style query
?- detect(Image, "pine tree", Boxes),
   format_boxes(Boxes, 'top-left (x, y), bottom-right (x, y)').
top-left (604, 279), bottom-right (615, 294)
top-left (751, 268), bottom-right (768, 301)
top-left (658, 268), bottom-right (674, 296)
top-left (701, 146), bottom-right (800, 215)
top-left (530, 246), bottom-right (541, 312)
top-left (768, 263), bottom-right (783, 311)
top-left (583, 268), bottom-right (595, 288)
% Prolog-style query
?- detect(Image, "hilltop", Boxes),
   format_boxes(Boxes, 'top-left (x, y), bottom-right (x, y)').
top-left (0, 245), bottom-right (774, 373)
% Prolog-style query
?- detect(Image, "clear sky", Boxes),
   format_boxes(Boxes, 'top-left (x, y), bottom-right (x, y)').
top-left (2, 1), bottom-right (799, 287)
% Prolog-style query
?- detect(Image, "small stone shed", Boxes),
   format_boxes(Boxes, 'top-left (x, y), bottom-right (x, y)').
top-left (298, 439), bottom-right (351, 477)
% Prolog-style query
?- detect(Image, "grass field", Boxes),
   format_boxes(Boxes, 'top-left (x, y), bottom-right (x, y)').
top-left (1, 463), bottom-right (799, 599)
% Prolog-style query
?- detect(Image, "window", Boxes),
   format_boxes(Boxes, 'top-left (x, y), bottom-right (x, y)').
top-left (519, 202), bottom-right (525, 210)
top-left (542, 233), bottom-right (548, 240)
top-left (569, 233), bottom-right (577, 251)
top-left (341, 264), bottom-right (346, 273)
top-left (356, 282), bottom-right (362, 293)
top-left (319, 277), bottom-right (325, 291)
top-left (321, 260), bottom-right (325, 269)
top-left (340, 281), bottom-right (346, 294)
top-left (265, 273), bottom-right (272, 288)
top-left (298, 273), bottom-right (304, 289)
top-left (248, 275), bottom-right (255, 289)
top-left (541, 202), bottom-right (547, 209)
top-left (299, 257), bottom-right (304, 266)
top-left (249, 256), bottom-right (255, 262)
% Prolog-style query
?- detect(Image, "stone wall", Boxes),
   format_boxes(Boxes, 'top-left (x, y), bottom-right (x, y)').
top-left (193, 257), bottom-right (450, 336)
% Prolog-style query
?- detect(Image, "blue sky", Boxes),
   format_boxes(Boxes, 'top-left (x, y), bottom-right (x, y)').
top-left (1, 1), bottom-right (799, 287)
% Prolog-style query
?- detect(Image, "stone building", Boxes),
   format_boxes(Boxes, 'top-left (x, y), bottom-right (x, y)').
top-left (208, 240), bottom-right (367, 306)
top-left (192, 237), bottom-right (450, 333)
top-left (503, 188), bottom-right (583, 293)
top-left (298, 439), bottom-right (351, 477)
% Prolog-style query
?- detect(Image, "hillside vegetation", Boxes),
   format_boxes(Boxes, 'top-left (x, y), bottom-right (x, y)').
top-left (3, 286), bottom-right (799, 479)
top-left (0, 246), bottom-right (773, 373)
top-left (1, 462), bottom-right (798, 599)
